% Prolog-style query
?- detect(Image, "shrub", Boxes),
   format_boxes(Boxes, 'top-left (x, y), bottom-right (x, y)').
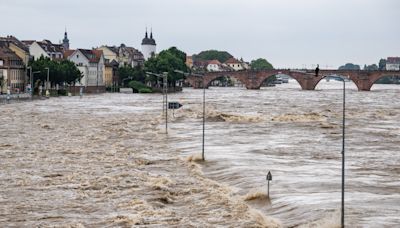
top-left (128, 81), bottom-right (152, 93)
top-left (58, 89), bottom-right (67, 96)
top-left (138, 88), bottom-right (152, 93)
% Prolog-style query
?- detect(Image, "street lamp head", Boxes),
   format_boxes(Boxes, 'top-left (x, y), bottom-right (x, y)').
top-left (174, 69), bottom-right (186, 74)
top-left (174, 69), bottom-right (204, 77)
top-left (146, 71), bottom-right (166, 78)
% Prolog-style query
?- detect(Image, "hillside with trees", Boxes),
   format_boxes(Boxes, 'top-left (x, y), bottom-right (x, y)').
top-left (338, 63), bottom-right (361, 70)
top-left (193, 50), bottom-right (233, 63)
top-left (250, 58), bottom-right (274, 70)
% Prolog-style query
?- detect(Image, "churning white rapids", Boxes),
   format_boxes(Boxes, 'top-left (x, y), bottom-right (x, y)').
top-left (1, 80), bottom-right (399, 227)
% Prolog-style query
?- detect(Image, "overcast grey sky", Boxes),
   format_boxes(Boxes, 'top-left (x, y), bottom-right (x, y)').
top-left (1, 0), bottom-right (399, 68)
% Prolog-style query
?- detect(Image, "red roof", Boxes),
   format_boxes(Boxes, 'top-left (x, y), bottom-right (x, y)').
top-left (78, 49), bottom-right (103, 63)
top-left (63, 49), bottom-right (75, 59)
top-left (208, 59), bottom-right (221, 65)
top-left (224, 57), bottom-right (240, 64)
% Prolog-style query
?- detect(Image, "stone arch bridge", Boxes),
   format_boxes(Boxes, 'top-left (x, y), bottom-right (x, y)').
top-left (185, 69), bottom-right (400, 91)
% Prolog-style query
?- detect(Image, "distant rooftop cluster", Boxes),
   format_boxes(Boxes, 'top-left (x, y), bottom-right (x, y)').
top-left (0, 29), bottom-right (157, 93)
top-left (185, 56), bottom-right (250, 72)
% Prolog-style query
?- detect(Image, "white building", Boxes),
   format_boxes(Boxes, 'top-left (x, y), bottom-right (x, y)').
top-left (141, 30), bottom-right (156, 60)
top-left (207, 60), bottom-right (222, 72)
top-left (224, 57), bottom-right (244, 71)
top-left (386, 57), bottom-right (400, 71)
top-left (22, 39), bottom-right (64, 60)
top-left (97, 44), bottom-right (144, 67)
top-left (66, 49), bottom-right (105, 91)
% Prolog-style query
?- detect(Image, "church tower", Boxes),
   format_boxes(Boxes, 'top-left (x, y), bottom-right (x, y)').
top-left (141, 28), bottom-right (156, 60)
top-left (62, 29), bottom-right (70, 50)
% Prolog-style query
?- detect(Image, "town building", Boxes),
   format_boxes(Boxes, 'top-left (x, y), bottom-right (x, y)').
top-left (104, 60), bottom-right (119, 87)
top-left (141, 29), bottom-right (156, 60)
top-left (224, 57), bottom-right (244, 71)
top-left (386, 57), bottom-right (400, 71)
top-left (65, 49), bottom-right (105, 92)
top-left (206, 60), bottom-right (222, 72)
top-left (97, 44), bottom-right (144, 67)
top-left (0, 36), bottom-right (30, 66)
top-left (62, 29), bottom-right (70, 50)
top-left (186, 56), bottom-right (194, 68)
top-left (22, 39), bottom-right (64, 60)
top-left (0, 46), bottom-right (25, 93)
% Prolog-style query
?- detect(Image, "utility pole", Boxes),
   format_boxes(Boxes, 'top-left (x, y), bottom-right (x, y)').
top-left (146, 71), bottom-right (168, 134)
top-left (174, 70), bottom-right (206, 160)
top-left (45, 67), bottom-right (50, 97)
top-left (163, 72), bottom-right (168, 134)
top-left (341, 76), bottom-right (346, 228)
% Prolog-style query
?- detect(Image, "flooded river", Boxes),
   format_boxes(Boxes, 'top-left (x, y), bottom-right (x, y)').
top-left (1, 80), bottom-right (399, 227)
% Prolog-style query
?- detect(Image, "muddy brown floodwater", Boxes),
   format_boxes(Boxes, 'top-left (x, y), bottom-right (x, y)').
top-left (1, 80), bottom-right (399, 227)
top-left (0, 93), bottom-right (279, 227)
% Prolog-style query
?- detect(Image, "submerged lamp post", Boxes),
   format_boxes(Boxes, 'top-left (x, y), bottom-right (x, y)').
top-left (324, 74), bottom-right (347, 228)
top-left (340, 75), bottom-right (346, 228)
top-left (45, 67), bottom-right (50, 98)
top-left (174, 70), bottom-right (206, 161)
top-left (29, 69), bottom-right (41, 99)
top-left (266, 171), bottom-right (272, 196)
top-left (146, 71), bottom-right (168, 134)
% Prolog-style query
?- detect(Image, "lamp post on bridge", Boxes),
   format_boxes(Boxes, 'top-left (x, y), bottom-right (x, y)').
top-left (175, 70), bottom-right (206, 161)
top-left (146, 71), bottom-right (168, 134)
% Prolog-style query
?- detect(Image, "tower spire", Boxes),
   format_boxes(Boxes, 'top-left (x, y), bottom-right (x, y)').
top-left (62, 27), bottom-right (70, 50)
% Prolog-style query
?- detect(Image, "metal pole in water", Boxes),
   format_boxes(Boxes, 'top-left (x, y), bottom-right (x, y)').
top-left (202, 76), bottom-right (205, 161)
top-left (29, 67), bottom-right (33, 100)
top-left (341, 77), bottom-right (346, 228)
top-left (266, 171), bottom-right (272, 197)
top-left (164, 72), bottom-right (168, 134)
top-left (162, 84), bottom-right (165, 115)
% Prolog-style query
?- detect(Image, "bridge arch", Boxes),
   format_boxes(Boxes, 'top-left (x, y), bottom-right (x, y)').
top-left (369, 74), bottom-right (400, 91)
top-left (204, 73), bottom-right (247, 88)
top-left (258, 73), bottom-right (304, 89)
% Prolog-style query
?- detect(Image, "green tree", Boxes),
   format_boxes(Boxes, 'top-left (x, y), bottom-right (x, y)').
top-left (117, 65), bottom-right (135, 85)
top-left (144, 47), bottom-right (188, 87)
top-left (60, 60), bottom-right (82, 85)
top-left (338, 63), bottom-right (360, 70)
top-left (378, 59), bottom-right (386, 70)
top-left (117, 65), bottom-right (146, 85)
top-left (250, 58), bottom-right (274, 70)
top-left (363, 64), bottom-right (378, 71)
top-left (29, 56), bottom-right (82, 87)
top-left (193, 50), bottom-right (233, 63)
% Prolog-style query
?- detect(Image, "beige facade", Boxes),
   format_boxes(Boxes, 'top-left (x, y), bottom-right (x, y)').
top-left (104, 65), bottom-right (113, 86)
top-left (97, 45), bottom-right (144, 67)
top-left (0, 46), bottom-right (25, 93)
top-left (97, 46), bottom-right (118, 63)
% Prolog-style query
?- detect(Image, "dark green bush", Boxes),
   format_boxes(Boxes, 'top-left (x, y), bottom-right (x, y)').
top-left (58, 89), bottom-right (67, 96)
top-left (128, 81), bottom-right (152, 93)
top-left (138, 88), bottom-right (152, 93)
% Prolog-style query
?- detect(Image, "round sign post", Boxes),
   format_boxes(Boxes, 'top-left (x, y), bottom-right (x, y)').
top-left (266, 171), bottom-right (272, 197)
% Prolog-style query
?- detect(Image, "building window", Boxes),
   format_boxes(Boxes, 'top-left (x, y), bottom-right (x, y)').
top-left (77, 55), bottom-right (79, 59)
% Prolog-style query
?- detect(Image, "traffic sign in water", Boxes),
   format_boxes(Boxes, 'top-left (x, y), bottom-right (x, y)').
top-left (168, 102), bottom-right (183, 109)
